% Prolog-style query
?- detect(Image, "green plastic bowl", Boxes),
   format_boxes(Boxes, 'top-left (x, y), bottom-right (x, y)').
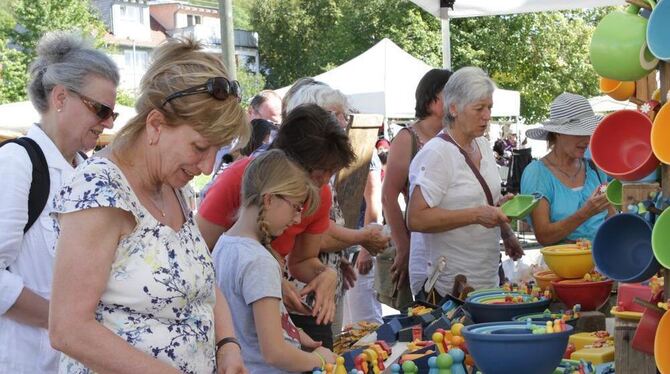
top-left (652, 208), bottom-right (670, 268)
top-left (605, 179), bottom-right (622, 210)
top-left (501, 194), bottom-right (541, 219)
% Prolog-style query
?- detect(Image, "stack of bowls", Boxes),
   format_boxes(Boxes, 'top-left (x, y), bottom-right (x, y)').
top-left (465, 288), bottom-right (551, 323)
top-left (462, 321), bottom-right (572, 374)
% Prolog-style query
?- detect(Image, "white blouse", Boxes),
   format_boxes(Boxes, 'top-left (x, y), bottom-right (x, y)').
top-left (0, 125), bottom-right (83, 373)
top-left (408, 135), bottom-right (502, 296)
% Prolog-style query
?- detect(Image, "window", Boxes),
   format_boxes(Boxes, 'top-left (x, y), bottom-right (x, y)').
top-left (187, 14), bottom-right (202, 26)
top-left (124, 50), bottom-right (149, 70)
top-left (118, 4), bottom-right (143, 24)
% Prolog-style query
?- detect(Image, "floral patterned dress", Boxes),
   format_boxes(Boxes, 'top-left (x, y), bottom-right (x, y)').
top-left (52, 158), bottom-right (217, 374)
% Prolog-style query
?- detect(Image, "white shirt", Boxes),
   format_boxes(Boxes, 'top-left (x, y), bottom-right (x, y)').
top-left (408, 135), bottom-right (502, 296)
top-left (0, 125), bottom-right (83, 373)
top-left (408, 232), bottom-right (427, 296)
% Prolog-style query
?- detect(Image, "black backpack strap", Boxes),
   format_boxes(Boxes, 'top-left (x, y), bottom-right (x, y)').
top-left (587, 159), bottom-right (602, 184)
top-left (0, 137), bottom-right (50, 233)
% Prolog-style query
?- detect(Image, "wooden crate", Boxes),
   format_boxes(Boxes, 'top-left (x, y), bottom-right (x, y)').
top-left (614, 318), bottom-right (658, 373)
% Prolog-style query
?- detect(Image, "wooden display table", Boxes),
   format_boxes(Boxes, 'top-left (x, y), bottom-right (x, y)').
top-left (614, 317), bottom-right (657, 373)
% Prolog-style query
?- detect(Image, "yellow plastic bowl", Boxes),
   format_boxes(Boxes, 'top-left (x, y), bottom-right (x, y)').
top-left (599, 77), bottom-right (635, 101)
top-left (651, 102), bottom-right (670, 164)
top-left (540, 244), bottom-right (594, 279)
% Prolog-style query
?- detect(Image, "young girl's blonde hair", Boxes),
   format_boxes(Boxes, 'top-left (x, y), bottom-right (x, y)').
top-left (112, 37), bottom-right (249, 159)
top-left (241, 149), bottom-right (320, 259)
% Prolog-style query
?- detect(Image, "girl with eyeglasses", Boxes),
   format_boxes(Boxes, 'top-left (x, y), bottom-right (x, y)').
top-left (48, 38), bottom-right (249, 373)
top-left (213, 149), bottom-right (337, 373)
top-left (0, 31), bottom-right (119, 373)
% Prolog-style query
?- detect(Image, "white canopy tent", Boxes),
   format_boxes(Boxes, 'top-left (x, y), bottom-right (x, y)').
top-left (0, 101), bottom-right (136, 143)
top-left (277, 38), bottom-right (520, 119)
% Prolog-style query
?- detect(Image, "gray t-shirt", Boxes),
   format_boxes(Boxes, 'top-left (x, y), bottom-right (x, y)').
top-left (213, 235), bottom-right (302, 374)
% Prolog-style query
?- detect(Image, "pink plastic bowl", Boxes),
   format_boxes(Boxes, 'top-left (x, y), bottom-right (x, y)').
top-left (590, 110), bottom-right (659, 181)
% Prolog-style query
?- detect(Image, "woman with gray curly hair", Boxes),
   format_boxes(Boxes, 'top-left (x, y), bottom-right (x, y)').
top-left (0, 31), bottom-right (119, 373)
top-left (407, 67), bottom-right (523, 301)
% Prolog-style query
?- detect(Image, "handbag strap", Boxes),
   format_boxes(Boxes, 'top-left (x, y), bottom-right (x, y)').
top-left (438, 132), bottom-right (494, 206)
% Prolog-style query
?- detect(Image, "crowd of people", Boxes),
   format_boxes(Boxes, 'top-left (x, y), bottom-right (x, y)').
top-left (0, 31), bottom-right (615, 374)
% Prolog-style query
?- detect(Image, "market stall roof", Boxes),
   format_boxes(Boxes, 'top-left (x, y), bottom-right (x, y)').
top-left (410, 0), bottom-right (626, 19)
top-left (588, 95), bottom-right (637, 113)
top-left (277, 38), bottom-right (520, 118)
top-left (0, 101), bottom-right (136, 143)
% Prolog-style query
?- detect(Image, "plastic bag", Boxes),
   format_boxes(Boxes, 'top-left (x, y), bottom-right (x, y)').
top-left (502, 258), bottom-right (533, 284)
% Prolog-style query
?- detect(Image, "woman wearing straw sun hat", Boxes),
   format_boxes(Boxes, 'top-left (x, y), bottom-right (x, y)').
top-left (521, 92), bottom-right (615, 246)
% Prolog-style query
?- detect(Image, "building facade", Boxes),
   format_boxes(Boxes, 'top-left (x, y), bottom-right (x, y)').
top-left (91, 0), bottom-right (260, 91)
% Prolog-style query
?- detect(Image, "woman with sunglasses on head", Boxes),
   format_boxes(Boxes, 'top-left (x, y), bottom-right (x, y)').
top-left (0, 31), bottom-right (119, 373)
top-left (48, 38), bottom-right (250, 374)
top-left (213, 149), bottom-right (337, 373)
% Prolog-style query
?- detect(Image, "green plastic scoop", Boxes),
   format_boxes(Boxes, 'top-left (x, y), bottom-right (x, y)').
top-left (501, 193), bottom-right (542, 219)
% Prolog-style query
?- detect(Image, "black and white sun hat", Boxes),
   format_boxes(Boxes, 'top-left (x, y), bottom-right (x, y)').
top-left (526, 92), bottom-right (603, 140)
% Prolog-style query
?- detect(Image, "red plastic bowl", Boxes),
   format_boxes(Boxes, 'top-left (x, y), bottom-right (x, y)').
top-left (590, 110), bottom-right (659, 181)
top-left (551, 279), bottom-right (614, 311)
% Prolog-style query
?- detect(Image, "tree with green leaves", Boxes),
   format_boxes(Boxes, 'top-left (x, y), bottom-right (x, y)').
top-left (250, 0), bottom-right (441, 89)
top-left (0, 0), bottom-right (108, 103)
top-left (248, 0), bottom-right (611, 122)
top-left (450, 9), bottom-right (611, 123)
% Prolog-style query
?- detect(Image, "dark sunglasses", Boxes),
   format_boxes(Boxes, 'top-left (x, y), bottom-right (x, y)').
top-left (72, 91), bottom-right (118, 122)
top-left (161, 77), bottom-right (241, 107)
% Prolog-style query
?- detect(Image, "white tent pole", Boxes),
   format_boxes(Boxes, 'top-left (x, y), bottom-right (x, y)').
top-left (440, 7), bottom-right (451, 69)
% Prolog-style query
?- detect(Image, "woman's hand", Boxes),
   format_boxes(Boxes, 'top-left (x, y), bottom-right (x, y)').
top-left (581, 188), bottom-right (610, 218)
top-left (498, 193), bottom-right (515, 206)
top-left (355, 249), bottom-right (374, 275)
top-left (299, 329), bottom-right (322, 350)
top-left (340, 257), bottom-right (357, 289)
top-left (474, 206), bottom-right (509, 228)
top-left (503, 235), bottom-right (524, 261)
top-left (300, 267), bottom-right (337, 325)
top-left (360, 224), bottom-right (390, 255)
top-left (313, 346), bottom-right (337, 364)
top-left (216, 344), bottom-right (248, 374)
top-left (281, 278), bottom-right (311, 315)
top-left (390, 246), bottom-right (409, 289)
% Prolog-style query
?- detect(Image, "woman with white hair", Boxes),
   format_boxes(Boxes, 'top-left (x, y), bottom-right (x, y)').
top-left (521, 93), bottom-right (613, 245)
top-left (407, 67), bottom-right (523, 300)
top-left (284, 80), bottom-right (389, 341)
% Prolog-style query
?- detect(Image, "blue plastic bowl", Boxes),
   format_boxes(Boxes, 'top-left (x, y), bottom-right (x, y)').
top-left (462, 321), bottom-right (572, 374)
top-left (465, 297), bottom-right (551, 323)
top-left (512, 313), bottom-right (578, 328)
top-left (647, 0), bottom-right (670, 60)
top-left (593, 213), bottom-right (659, 283)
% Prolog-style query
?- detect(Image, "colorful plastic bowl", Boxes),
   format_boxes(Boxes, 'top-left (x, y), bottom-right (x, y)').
top-left (652, 208), bottom-right (670, 269)
top-left (651, 103), bottom-right (670, 164)
top-left (551, 279), bottom-right (614, 311)
top-left (512, 312), bottom-right (578, 328)
top-left (540, 244), bottom-right (594, 279)
top-left (593, 213), bottom-right (659, 283)
top-left (465, 295), bottom-right (551, 323)
top-left (599, 77), bottom-right (635, 101)
top-left (462, 321), bottom-right (572, 374)
top-left (590, 110), bottom-right (659, 181)
top-left (501, 194), bottom-right (541, 220)
top-left (655, 311), bottom-right (670, 373)
top-left (532, 269), bottom-right (563, 292)
top-left (605, 179), bottom-right (622, 209)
